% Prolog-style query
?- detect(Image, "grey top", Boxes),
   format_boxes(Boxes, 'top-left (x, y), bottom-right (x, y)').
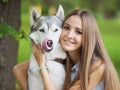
top-left (70, 62), bottom-right (104, 90)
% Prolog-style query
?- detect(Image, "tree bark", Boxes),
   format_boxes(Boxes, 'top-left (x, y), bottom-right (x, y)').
top-left (0, 0), bottom-right (21, 90)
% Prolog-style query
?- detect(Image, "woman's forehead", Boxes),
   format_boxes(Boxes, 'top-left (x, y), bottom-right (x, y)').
top-left (64, 15), bottom-right (82, 29)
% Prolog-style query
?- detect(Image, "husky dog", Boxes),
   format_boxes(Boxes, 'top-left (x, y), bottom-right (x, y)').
top-left (28, 5), bottom-right (66, 90)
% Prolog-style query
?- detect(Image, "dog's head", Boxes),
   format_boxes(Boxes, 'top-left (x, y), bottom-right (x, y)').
top-left (29, 5), bottom-right (64, 52)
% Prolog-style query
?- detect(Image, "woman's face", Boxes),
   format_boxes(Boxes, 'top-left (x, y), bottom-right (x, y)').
top-left (60, 15), bottom-right (83, 52)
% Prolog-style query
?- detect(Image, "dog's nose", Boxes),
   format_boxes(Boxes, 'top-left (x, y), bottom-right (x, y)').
top-left (42, 38), bottom-right (53, 52)
top-left (47, 40), bottom-right (53, 47)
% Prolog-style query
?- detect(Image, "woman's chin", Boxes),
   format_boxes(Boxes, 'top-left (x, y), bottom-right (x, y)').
top-left (62, 46), bottom-right (73, 52)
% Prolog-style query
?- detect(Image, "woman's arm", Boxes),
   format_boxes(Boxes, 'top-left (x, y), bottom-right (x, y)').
top-left (40, 68), bottom-right (56, 90)
top-left (68, 80), bottom-right (81, 90)
top-left (33, 44), bottom-right (56, 90)
top-left (88, 59), bottom-right (105, 90)
top-left (12, 61), bottom-right (29, 90)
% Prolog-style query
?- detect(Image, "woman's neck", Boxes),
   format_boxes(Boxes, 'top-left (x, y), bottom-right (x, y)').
top-left (68, 51), bottom-right (81, 65)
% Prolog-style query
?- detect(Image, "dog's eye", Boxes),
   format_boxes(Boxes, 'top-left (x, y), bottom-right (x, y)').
top-left (54, 29), bottom-right (58, 32)
top-left (39, 29), bottom-right (45, 32)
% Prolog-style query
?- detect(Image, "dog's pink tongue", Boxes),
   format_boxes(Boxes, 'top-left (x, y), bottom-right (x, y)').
top-left (42, 38), bottom-right (53, 51)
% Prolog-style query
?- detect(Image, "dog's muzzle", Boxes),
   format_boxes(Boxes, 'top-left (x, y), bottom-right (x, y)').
top-left (42, 38), bottom-right (53, 52)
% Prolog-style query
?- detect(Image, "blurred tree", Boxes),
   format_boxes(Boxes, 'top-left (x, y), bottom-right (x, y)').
top-left (0, 0), bottom-right (21, 89)
top-left (87, 0), bottom-right (119, 18)
top-left (99, 0), bottom-right (118, 18)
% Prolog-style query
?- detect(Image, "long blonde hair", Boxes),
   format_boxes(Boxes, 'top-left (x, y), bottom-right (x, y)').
top-left (62, 9), bottom-right (120, 90)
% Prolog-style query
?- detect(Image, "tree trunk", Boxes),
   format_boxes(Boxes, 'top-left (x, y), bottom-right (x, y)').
top-left (0, 0), bottom-right (21, 90)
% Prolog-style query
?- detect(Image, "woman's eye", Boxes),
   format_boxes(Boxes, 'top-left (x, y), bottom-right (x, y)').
top-left (75, 30), bottom-right (83, 35)
top-left (63, 26), bottom-right (70, 30)
top-left (39, 29), bottom-right (45, 32)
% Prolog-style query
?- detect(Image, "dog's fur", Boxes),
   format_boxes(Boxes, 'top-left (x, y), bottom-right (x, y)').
top-left (28, 5), bottom-right (66, 90)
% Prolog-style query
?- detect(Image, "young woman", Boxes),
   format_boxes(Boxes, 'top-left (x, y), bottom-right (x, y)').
top-left (13, 9), bottom-right (120, 90)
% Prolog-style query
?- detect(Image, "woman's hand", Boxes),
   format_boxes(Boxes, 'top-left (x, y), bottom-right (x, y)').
top-left (33, 44), bottom-right (46, 66)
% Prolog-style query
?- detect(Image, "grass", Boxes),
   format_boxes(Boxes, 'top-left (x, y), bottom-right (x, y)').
top-left (18, 13), bottom-right (120, 77)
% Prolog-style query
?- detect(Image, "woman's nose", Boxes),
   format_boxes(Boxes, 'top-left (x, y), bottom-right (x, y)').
top-left (67, 30), bottom-right (74, 39)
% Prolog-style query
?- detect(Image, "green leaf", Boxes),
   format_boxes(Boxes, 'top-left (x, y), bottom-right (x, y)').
top-left (0, 23), bottom-right (28, 40)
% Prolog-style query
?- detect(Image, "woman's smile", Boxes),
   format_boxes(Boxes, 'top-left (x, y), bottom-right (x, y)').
top-left (64, 39), bottom-right (75, 45)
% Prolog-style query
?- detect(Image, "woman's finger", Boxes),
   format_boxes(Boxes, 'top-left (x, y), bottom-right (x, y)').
top-left (37, 44), bottom-right (44, 53)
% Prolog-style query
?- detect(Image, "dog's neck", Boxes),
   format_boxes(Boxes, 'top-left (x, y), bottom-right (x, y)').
top-left (54, 58), bottom-right (66, 65)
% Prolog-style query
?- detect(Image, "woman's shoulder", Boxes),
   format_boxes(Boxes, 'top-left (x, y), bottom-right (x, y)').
top-left (12, 61), bottom-right (29, 77)
top-left (90, 58), bottom-right (105, 73)
top-left (88, 58), bottom-right (105, 89)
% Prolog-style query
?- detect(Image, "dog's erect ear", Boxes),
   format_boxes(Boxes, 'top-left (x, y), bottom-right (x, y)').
top-left (30, 7), bottom-right (41, 26)
top-left (55, 5), bottom-right (64, 21)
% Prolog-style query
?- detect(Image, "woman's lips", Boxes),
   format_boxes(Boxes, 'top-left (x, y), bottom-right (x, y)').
top-left (64, 40), bottom-right (75, 45)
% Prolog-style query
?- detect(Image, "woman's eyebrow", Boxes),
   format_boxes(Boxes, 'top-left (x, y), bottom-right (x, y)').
top-left (63, 23), bottom-right (70, 26)
top-left (76, 27), bottom-right (83, 31)
top-left (64, 22), bottom-right (83, 31)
